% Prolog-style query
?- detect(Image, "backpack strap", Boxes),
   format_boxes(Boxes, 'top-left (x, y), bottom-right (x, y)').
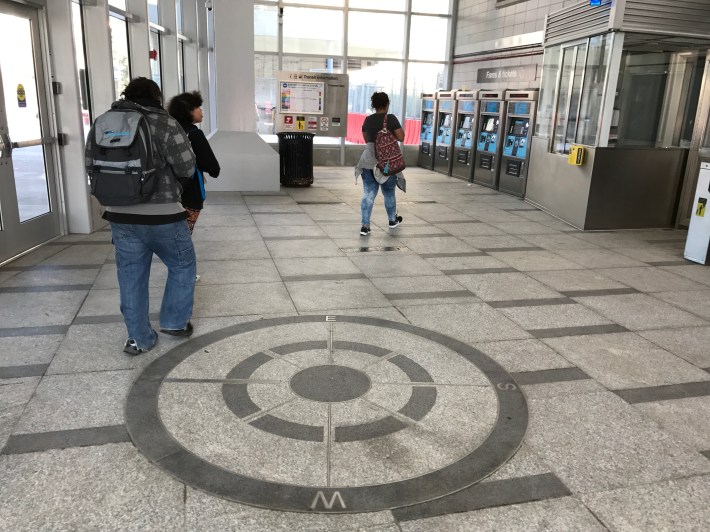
top-left (382, 114), bottom-right (388, 131)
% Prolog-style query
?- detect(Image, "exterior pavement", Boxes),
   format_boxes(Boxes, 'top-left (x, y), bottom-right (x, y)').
top-left (1, 166), bottom-right (709, 530)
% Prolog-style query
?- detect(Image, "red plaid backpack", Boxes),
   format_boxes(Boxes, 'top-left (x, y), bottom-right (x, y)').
top-left (375, 114), bottom-right (406, 176)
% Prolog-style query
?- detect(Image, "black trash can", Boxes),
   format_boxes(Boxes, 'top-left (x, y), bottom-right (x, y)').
top-left (277, 132), bottom-right (315, 187)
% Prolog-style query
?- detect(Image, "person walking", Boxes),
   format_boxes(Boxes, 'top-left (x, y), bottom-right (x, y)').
top-left (85, 77), bottom-right (197, 355)
top-left (354, 91), bottom-right (405, 236)
top-left (167, 91), bottom-right (221, 234)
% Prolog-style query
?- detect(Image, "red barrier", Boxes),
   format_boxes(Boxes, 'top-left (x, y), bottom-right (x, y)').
top-left (346, 113), bottom-right (421, 145)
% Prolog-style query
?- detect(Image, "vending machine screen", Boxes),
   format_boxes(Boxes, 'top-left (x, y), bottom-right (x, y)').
top-left (423, 100), bottom-right (434, 110)
top-left (460, 101), bottom-right (476, 113)
top-left (439, 100), bottom-right (453, 112)
top-left (462, 116), bottom-right (471, 128)
top-left (484, 102), bottom-right (500, 113)
top-left (483, 117), bottom-right (497, 132)
top-left (509, 102), bottom-right (531, 115)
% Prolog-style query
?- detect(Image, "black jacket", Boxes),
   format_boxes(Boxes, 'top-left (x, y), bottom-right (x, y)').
top-left (180, 123), bottom-right (221, 210)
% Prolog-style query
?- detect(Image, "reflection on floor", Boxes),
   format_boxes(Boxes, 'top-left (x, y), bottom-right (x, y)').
top-left (1, 167), bottom-right (709, 529)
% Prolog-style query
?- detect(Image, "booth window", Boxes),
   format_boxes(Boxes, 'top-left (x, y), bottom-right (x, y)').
top-left (109, 10), bottom-right (131, 99)
top-left (71, 0), bottom-right (91, 138)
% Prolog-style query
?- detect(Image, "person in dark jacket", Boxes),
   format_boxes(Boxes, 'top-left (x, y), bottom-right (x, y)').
top-left (167, 91), bottom-right (221, 233)
top-left (84, 78), bottom-right (197, 355)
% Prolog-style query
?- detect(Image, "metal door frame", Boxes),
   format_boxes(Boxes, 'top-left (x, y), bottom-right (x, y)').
top-left (0, 0), bottom-right (63, 265)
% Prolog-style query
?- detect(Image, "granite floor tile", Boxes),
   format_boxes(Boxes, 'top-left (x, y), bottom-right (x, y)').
top-left (654, 290), bottom-right (710, 320)
top-left (2, 244), bottom-right (67, 268)
top-left (639, 327), bottom-right (710, 368)
top-left (196, 259), bottom-right (281, 285)
top-left (489, 221), bottom-right (563, 235)
top-left (400, 497), bottom-right (605, 532)
top-left (0, 335), bottom-right (63, 366)
top-left (581, 475), bottom-right (710, 531)
top-left (265, 239), bottom-right (345, 259)
top-left (252, 213), bottom-right (315, 226)
top-left (13, 370), bottom-right (134, 433)
top-left (529, 269), bottom-right (628, 292)
top-left (285, 278), bottom-right (391, 311)
top-left (397, 236), bottom-right (478, 254)
top-left (489, 250), bottom-right (585, 271)
top-left (526, 392), bottom-right (710, 493)
top-left (660, 264), bottom-right (710, 287)
top-left (576, 293), bottom-right (708, 331)
top-left (349, 253), bottom-right (443, 278)
top-left (274, 256), bottom-right (360, 278)
top-left (431, 222), bottom-right (508, 237)
top-left (192, 225), bottom-right (264, 241)
top-left (192, 282), bottom-right (296, 316)
top-left (0, 271), bottom-right (18, 284)
top-left (39, 244), bottom-right (114, 266)
top-left (0, 267), bottom-right (101, 287)
top-left (195, 214), bottom-right (256, 227)
top-left (543, 333), bottom-right (710, 389)
top-left (473, 339), bottom-right (574, 373)
top-left (0, 444), bottom-right (184, 530)
top-left (518, 233), bottom-right (599, 250)
top-left (554, 248), bottom-right (648, 269)
top-left (0, 291), bottom-right (88, 328)
top-left (521, 379), bottom-right (606, 400)
top-left (425, 255), bottom-right (511, 272)
top-left (399, 302), bottom-right (530, 344)
top-left (635, 396), bottom-right (710, 450)
top-left (257, 224), bottom-right (327, 238)
top-left (597, 266), bottom-right (707, 293)
top-left (499, 303), bottom-right (611, 331)
top-left (193, 239), bottom-right (272, 260)
top-left (453, 272), bottom-right (562, 301)
top-left (459, 235), bottom-right (535, 249)
top-left (613, 246), bottom-right (686, 263)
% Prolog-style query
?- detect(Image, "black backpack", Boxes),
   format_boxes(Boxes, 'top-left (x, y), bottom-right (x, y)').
top-left (88, 108), bottom-right (157, 206)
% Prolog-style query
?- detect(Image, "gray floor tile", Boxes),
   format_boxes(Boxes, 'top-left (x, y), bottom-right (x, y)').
top-left (13, 370), bottom-right (135, 433)
top-left (265, 239), bottom-right (345, 259)
top-left (543, 333), bottom-right (710, 389)
top-left (194, 239), bottom-right (272, 260)
top-left (252, 213), bottom-right (316, 226)
top-left (425, 254), bottom-right (511, 272)
top-left (258, 224), bottom-right (327, 238)
top-left (0, 335), bottom-right (63, 366)
top-left (0, 291), bottom-right (88, 328)
top-left (39, 244), bottom-right (114, 266)
top-left (459, 235), bottom-right (534, 249)
top-left (399, 302), bottom-right (530, 344)
top-left (473, 339), bottom-right (573, 373)
top-left (453, 272), bottom-right (562, 301)
top-left (639, 327), bottom-right (710, 368)
top-left (400, 497), bottom-right (605, 532)
top-left (661, 264), bottom-right (710, 287)
top-left (196, 214), bottom-right (256, 227)
top-left (274, 256), bottom-right (361, 277)
top-left (192, 225), bottom-right (264, 241)
top-left (285, 278), bottom-right (391, 312)
top-left (635, 396), bottom-right (710, 450)
top-left (654, 290), bottom-right (710, 320)
top-left (597, 266), bottom-right (707, 293)
top-left (529, 269), bottom-right (628, 292)
top-left (576, 293), bottom-right (708, 331)
top-left (196, 259), bottom-right (282, 284)
top-left (613, 246), bottom-right (686, 263)
top-left (581, 475), bottom-right (710, 531)
top-left (349, 253), bottom-right (443, 278)
top-left (490, 221), bottom-right (563, 235)
top-left (554, 248), bottom-right (647, 268)
top-left (518, 233), bottom-right (599, 250)
top-left (521, 380), bottom-right (607, 400)
top-left (397, 236), bottom-right (477, 254)
top-left (489, 250), bottom-right (585, 271)
top-left (526, 392), bottom-right (710, 493)
top-left (499, 304), bottom-right (611, 331)
top-left (0, 267), bottom-right (101, 287)
top-left (0, 444), bottom-right (184, 531)
top-left (432, 222), bottom-right (508, 237)
top-left (193, 282), bottom-right (296, 316)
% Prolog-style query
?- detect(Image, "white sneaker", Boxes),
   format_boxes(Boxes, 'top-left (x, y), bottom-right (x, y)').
top-left (195, 274), bottom-right (201, 283)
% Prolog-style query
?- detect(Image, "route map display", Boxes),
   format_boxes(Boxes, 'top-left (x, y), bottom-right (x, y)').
top-left (280, 81), bottom-right (324, 115)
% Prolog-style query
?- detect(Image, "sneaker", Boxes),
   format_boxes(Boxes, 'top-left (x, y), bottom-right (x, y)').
top-left (161, 322), bottom-right (194, 337)
top-left (360, 225), bottom-right (371, 236)
top-left (195, 274), bottom-right (201, 283)
top-left (123, 338), bottom-right (154, 356)
top-left (389, 215), bottom-right (403, 228)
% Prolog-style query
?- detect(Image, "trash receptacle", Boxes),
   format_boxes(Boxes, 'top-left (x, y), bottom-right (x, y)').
top-left (277, 132), bottom-right (314, 187)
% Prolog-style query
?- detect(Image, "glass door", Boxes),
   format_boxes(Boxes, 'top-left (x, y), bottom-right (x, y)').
top-left (0, 1), bottom-right (60, 264)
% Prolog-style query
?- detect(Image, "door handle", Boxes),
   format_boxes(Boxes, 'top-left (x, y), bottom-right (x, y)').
top-left (0, 133), bottom-right (11, 158)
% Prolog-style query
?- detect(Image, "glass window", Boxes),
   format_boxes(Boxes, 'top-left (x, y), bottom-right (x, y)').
top-left (405, 62), bottom-right (445, 144)
top-left (535, 45), bottom-right (561, 139)
top-left (282, 0), bottom-right (344, 6)
top-left (350, 0), bottom-right (406, 11)
top-left (108, 0), bottom-right (127, 10)
top-left (149, 29), bottom-right (162, 89)
top-left (176, 0), bottom-right (183, 34)
top-left (348, 12), bottom-right (404, 59)
top-left (409, 16), bottom-right (448, 61)
top-left (282, 7), bottom-right (343, 55)
top-left (576, 34), bottom-right (611, 146)
top-left (148, 0), bottom-right (159, 25)
top-left (255, 54), bottom-right (279, 135)
top-left (71, 1), bottom-right (91, 138)
top-left (255, 4), bottom-right (278, 53)
top-left (553, 43), bottom-right (587, 154)
top-left (411, 0), bottom-right (452, 14)
top-left (109, 14), bottom-right (131, 99)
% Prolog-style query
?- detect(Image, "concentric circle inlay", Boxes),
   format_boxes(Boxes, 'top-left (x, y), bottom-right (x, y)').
top-left (125, 315), bottom-right (528, 513)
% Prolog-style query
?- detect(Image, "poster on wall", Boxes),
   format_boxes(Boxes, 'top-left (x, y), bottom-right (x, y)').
top-left (279, 81), bottom-right (324, 115)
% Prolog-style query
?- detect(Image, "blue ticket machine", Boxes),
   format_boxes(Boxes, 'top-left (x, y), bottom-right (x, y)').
top-left (418, 92), bottom-right (437, 170)
top-left (498, 90), bottom-right (538, 198)
top-left (451, 91), bottom-right (479, 181)
top-left (433, 91), bottom-right (456, 175)
top-left (473, 90), bottom-right (506, 190)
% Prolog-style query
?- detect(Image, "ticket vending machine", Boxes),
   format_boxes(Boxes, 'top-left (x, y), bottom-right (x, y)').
top-left (418, 92), bottom-right (437, 170)
top-left (451, 91), bottom-right (479, 181)
top-left (498, 90), bottom-right (538, 198)
top-left (473, 90), bottom-right (506, 189)
top-left (433, 91), bottom-right (456, 175)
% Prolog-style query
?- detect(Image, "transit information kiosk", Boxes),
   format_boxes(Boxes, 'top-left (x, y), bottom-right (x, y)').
top-left (433, 91), bottom-right (456, 175)
top-left (451, 91), bottom-right (479, 181)
top-left (417, 92), bottom-right (438, 170)
top-left (498, 90), bottom-right (538, 198)
top-left (473, 90), bottom-right (506, 190)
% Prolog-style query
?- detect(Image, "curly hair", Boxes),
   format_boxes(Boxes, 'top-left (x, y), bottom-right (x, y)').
top-left (167, 91), bottom-right (204, 125)
top-left (371, 91), bottom-right (390, 111)
top-left (121, 77), bottom-right (162, 104)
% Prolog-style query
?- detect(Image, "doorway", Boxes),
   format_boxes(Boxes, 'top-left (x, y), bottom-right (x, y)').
top-left (0, 1), bottom-right (61, 265)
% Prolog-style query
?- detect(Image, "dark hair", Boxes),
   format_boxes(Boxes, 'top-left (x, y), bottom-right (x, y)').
top-left (121, 77), bottom-right (162, 104)
top-left (371, 92), bottom-right (390, 110)
top-left (167, 91), bottom-right (204, 125)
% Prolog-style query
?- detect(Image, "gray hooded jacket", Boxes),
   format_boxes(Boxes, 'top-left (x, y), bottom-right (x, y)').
top-left (84, 99), bottom-right (196, 220)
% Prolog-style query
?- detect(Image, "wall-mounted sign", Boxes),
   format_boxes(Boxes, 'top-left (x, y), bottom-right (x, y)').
top-left (279, 81), bottom-right (324, 115)
top-left (17, 84), bottom-right (26, 108)
top-left (477, 65), bottom-right (537, 84)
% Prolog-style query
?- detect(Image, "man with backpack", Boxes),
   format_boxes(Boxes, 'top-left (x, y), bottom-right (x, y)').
top-left (85, 77), bottom-right (197, 355)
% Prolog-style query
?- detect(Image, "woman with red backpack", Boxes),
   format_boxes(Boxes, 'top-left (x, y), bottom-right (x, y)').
top-left (354, 92), bottom-right (405, 236)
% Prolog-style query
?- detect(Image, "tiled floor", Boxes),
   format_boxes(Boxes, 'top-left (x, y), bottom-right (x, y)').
top-left (1, 167), bottom-right (710, 530)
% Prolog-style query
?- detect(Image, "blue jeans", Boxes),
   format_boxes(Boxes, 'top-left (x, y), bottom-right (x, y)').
top-left (110, 220), bottom-right (196, 349)
top-left (360, 169), bottom-right (397, 226)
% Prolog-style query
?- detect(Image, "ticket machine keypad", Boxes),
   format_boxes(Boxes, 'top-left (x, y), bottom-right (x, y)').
top-left (503, 119), bottom-right (530, 159)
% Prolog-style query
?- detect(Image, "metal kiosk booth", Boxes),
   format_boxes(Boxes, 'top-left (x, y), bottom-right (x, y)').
top-left (451, 90), bottom-right (479, 181)
top-left (433, 90), bottom-right (456, 175)
top-left (498, 90), bottom-right (538, 198)
top-left (417, 92), bottom-right (437, 170)
top-left (473, 90), bottom-right (506, 189)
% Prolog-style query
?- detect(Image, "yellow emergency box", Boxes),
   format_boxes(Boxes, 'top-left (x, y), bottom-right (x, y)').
top-left (568, 145), bottom-right (585, 166)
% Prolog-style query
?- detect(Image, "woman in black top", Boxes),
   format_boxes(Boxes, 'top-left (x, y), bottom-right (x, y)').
top-left (167, 91), bottom-right (221, 233)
